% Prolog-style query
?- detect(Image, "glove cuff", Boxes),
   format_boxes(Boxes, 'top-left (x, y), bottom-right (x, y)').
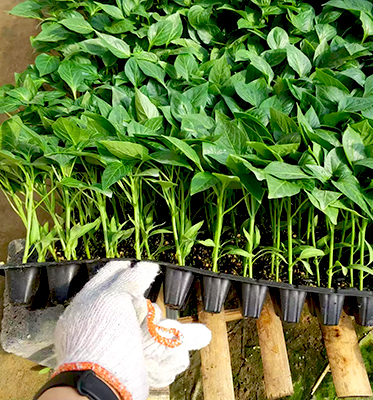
top-left (52, 363), bottom-right (133, 400)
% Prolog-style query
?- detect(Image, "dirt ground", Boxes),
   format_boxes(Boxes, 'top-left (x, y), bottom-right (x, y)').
top-left (0, 2), bottom-right (50, 399)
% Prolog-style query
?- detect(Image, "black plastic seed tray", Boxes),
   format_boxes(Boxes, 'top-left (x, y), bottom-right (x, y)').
top-left (2, 259), bottom-right (373, 326)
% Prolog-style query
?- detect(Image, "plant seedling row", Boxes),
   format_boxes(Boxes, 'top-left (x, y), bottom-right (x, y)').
top-left (2, 258), bottom-right (372, 326)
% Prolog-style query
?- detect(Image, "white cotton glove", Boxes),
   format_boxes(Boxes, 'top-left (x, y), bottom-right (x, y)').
top-left (141, 303), bottom-right (211, 387)
top-left (53, 260), bottom-right (211, 400)
top-left (54, 260), bottom-right (157, 400)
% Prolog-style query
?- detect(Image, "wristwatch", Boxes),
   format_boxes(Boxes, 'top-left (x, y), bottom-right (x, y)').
top-left (34, 370), bottom-right (119, 400)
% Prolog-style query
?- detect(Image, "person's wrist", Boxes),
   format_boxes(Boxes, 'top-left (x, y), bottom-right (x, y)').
top-left (38, 387), bottom-right (88, 400)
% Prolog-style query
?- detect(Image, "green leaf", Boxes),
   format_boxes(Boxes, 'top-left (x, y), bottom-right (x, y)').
top-left (267, 27), bottom-right (289, 49)
top-left (137, 60), bottom-right (166, 86)
top-left (299, 259), bottom-right (313, 275)
top-left (97, 32), bottom-right (130, 59)
top-left (209, 56), bottom-right (231, 87)
top-left (191, 172), bottom-right (219, 195)
top-left (226, 248), bottom-right (252, 258)
top-left (67, 219), bottom-right (101, 249)
top-left (35, 54), bottom-right (60, 77)
top-left (163, 136), bottom-right (202, 171)
top-left (199, 239), bottom-right (215, 247)
top-left (286, 45), bottom-right (312, 77)
top-left (94, 2), bottom-right (124, 19)
top-left (9, 0), bottom-right (42, 19)
top-left (59, 19), bottom-right (94, 34)
top-left (347, 264), bottom-right (373, 275)
top-left (100, 140), bottom-right (149, 160)
top-left (151, 150), bottom-right (192, 169)
top-left (247, 53), bottom-right (274, 83)
top-left (342, 126), bottom-right (366, 165)
top-left (58, 60), bottom-right (96, 100)
top-left (124, 58), bottom-right (145, 87)
top-left (270, 108), bottom-right (298, 135)
top-left (235, 78), bottom-right (269, 107)
top-left (324, 0), bottom-right (372, 14)
top-left (175, 54), bottom-right (198, 81)
top-left (332, 176), bottom-right (372, 218)
top-left (35, 23), bottom-right (70, 42)
top-left (148, 13), bottom-right (182, 48)
top-left (315, 68), bottom-right (349, 92)
top-left (102, 161), bottom-right (134, 189)
top-left (266, 175), bottom-right (301, 199)
top-left (299, 247), bottom-right (325, 259)
top-left (135, 88), bottom-right (159, 121)
top-left (264, 162), bottom-right (311, 180)
top-left (52, 118), bottom-right (86, 145)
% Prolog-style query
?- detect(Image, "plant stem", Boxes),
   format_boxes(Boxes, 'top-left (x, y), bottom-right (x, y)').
top-left (22, 184), bottom-right (34, 264)
top-left (350, 213), bottom-right (355, 287)
top-left (311, 208), bottom-right (320, 286)
top-left (359, 218), bottom-right (368, 291)
top-left (287, 197), bottom-right (293, 284)
top-left (212, 187), bottom-right (226, 273)
top-left (243, 194), bottom-right (255, 278)
top-left (328, 220), bottom-right (335, 289)
top-left (270, 200), bottom-right (275, 275)
top-left (130, 176), bottom-right (142, 260)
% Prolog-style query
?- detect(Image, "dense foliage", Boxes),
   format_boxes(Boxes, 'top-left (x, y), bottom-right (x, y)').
top-left (2, 0), bottom-right (373, 290)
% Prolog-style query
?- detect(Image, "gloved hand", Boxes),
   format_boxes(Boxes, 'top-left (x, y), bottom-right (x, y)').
top-left (53, 260), bottom-right (211, 400)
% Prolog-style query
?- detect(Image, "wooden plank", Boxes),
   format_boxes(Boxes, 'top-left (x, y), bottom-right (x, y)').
top-left (178, 308), bottom-right (242, 324)
top-left (256, 294), bottom-right (293, 399)
top-left (321, 310), bottom-right (372, 398)
top-left (197, 284), bottom-right (235, 400)
top-left (148, 388), bottom-right (170, 400)
top-left (148, 287), bottom-right (170, 400)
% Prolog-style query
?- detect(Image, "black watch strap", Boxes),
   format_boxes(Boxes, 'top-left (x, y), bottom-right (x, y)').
top-left (34, 370), bottom-right (119, 400)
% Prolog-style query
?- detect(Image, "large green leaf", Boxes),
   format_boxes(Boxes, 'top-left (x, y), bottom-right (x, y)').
top-left (97, 32), bottom-right (130, 58)
top-left (135, 89), bottom-right (160, 121)
top-left (35, 23), bottom-right (70, 42)
top-left (286, 45), bottom-right (312, 77)
top-left (191, 171), bottom-right (219, 195)
top-left (102, 161), bottom-right (134, 189)
top-left (148, 13), bottom-right (182, 48)
top-left (35, 54), bottom-right (60, 77)
top-left (264, 162), bottom-right (311, 180)
top-left (59, 18), bottom-right (94, 34)
top-left (100, 140), bottom-right (149, 160)
top-left (342, 126), bottom-right (366, 165)
top-left (267, 27), bottom-right (289, 49)
top-left (266, 175), bottom-right (301, 199)
top-left (163, 136), bottom-right (202, 171)
top-left (235, 78), bottom-right (269, 107)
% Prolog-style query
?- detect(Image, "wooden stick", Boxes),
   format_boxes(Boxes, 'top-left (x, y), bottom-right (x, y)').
top-left (321, 310), bottom-right (372, 398)
top-left (197, 284), bottom-right (235, 400)
top-left (148, 287), bottom-right (170, 400)
top-left (178, 308), bottom-right (243, 324)
top-left (256, 294), bottom-right (293, 399)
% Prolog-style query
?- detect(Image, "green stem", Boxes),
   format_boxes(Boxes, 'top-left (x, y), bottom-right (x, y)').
top-left (243, 195), bottom-right (255, 278)
top-left (212, 187), bottom-right (226, 273)
top-left (270, 200), bottom-right (276, 276)
top-left (276, 199), bottom-right (282, 282)
top-left (359, 218), bottom-right (368, 291)
top-left (338, 212), bottom-right (347, 261)
top-left (287, 198), bottom-right (293, 285)
top-left (328, 220), bottom-right (335, 289)
top-left (130, 177), bottom-right (142, 260)
top-left (22, 185), bottom-right (34, 264)
top-left (350, 213), bottom-right (355, 287)
top-left (311, 208), bottom-right (320, 286)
